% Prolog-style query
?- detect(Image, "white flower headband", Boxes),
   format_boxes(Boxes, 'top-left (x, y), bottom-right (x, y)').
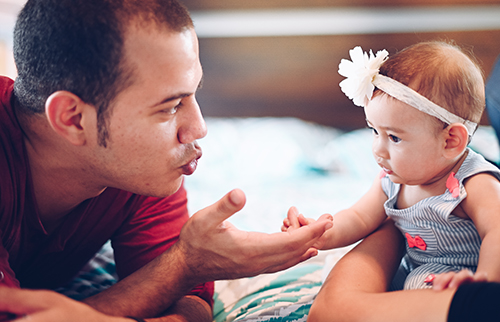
top-left (338, 46), bottom-right (477, 134)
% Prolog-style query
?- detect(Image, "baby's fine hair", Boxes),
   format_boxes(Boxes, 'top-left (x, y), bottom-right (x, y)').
top-left (377, 41), bottom-right (485, 124)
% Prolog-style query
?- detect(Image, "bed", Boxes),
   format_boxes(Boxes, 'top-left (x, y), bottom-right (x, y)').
top-left (187, 118), bottom-right (499, 322)
top-left (51, 1), bottom-right (500, 319)
top-left (57, 117), bottom-right (499, 321)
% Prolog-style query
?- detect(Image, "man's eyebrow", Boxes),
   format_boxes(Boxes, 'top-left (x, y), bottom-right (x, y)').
top-left (153, 77), bottom-right (204, 107)
top-left (154, 93), bottom-right (190, 107)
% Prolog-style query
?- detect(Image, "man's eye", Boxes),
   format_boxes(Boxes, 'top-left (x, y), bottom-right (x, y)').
top-left (162, 102), bottom-right (182, 114)
top-left (389, 135), bottom-right (401, 143)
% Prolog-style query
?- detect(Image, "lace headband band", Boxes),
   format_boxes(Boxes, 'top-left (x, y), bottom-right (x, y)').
top-left (373, 74), bottom-right (477, 133)
top-left (338, 46), bottom-right (477, 134)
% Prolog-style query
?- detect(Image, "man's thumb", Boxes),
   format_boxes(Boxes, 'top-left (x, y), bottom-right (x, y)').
top-left (203, 189), bottom-right (246, 227)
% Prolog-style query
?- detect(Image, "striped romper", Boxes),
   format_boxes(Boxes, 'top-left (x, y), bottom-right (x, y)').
top-left (382, 148), bottom-right (500, 290)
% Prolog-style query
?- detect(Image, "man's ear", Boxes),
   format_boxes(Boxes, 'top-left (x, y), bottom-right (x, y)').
top-left (443, 123), bottom-right (469, 159)
top-left (45, 91), bottom-right (89, 146)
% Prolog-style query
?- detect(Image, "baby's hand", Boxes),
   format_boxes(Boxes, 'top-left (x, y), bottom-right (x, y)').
top-left (430, 270), bottom-right (487, 291)
top-left (281, 206), bottom-right (316, 232)
top-left (282, 207), bottom-right (332, 250)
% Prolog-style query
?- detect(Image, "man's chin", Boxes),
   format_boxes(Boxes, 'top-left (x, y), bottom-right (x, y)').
top-left (132, 176), bottom-right (184, 198)
top-left (156, 176), bottom-right (184, 198)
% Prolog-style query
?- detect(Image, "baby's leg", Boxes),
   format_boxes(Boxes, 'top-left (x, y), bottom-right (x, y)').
top-left (389, 255), bottom-right (413, 291)
top-left (404, 263), bottom-right (458, 290)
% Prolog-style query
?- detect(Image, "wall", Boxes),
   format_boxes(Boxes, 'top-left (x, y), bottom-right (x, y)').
top-left (0, 0), bottom-right (22, 78)
top-left (1, 1), bottom-right (499, 128)
top-left (183, 0), bottom-right (500, 129)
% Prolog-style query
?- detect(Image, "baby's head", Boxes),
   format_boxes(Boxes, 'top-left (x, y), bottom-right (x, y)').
top-left (374, 41), bottom-right (485, 130)
top-left (339, 41), bottom-right (485, 184)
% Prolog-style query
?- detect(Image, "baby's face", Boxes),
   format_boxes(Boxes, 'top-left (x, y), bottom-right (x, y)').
top-left (364, 93), bottom-right (449, 186)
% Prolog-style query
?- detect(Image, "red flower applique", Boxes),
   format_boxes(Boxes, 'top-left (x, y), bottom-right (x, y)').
top-left (405, 232), bottom-right (427, 251)
top-left (446, 172), bottom-right (460, 198)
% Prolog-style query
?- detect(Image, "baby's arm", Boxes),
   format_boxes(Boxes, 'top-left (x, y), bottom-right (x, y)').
top-left (283, 175), bottom-right (388, 250)
top-left (434, 172), bottom-right (500, 290)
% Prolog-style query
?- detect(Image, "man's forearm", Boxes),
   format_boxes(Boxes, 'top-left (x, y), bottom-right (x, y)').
top-left (83, 243), bottom-right (198, 318)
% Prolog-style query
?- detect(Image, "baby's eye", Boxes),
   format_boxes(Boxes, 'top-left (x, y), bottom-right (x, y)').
top-left (389, 134), bottom-right (401, 143)
top-left (368, 126), bottom-right (378, 135)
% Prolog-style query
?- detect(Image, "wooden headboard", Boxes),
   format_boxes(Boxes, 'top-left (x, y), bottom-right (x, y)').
top-left (182, 0), bottom-right (500, 130)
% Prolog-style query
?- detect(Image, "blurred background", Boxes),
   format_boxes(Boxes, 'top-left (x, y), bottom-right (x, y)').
top-left (1, 0), bottom-right (500, 129)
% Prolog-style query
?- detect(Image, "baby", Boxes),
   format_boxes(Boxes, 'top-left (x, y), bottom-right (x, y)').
top-left (284, 41), bottom-right (500, 290)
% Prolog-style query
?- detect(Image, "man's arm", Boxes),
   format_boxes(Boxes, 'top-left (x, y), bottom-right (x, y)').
top-left (0, 287), bottom-right (126, 322)
top-left (0, 188), bottom-right (330, 322)
top-left (0, 288), bottom-right (210, 322)
top-left (78, 185), bottom-right (212, 321)
top-left (83, 189), bottom-right (332, 318)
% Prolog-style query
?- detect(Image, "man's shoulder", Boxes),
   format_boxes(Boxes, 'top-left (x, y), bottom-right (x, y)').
top-left (0, 76), bottom-right (14, 98)
top-left (0, 76), bottom-right (14, 114)
top-left (0, 77), bottom-right (27, 200)
top-left (0, 76), bottom-right (20, 138)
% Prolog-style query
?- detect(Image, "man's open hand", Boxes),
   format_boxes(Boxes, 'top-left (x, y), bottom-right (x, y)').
top-left (177, 189), bottom-right (333, 283)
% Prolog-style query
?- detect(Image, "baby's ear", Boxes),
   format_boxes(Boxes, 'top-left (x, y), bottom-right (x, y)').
top-left (443, 123), bottom-right (469, 159)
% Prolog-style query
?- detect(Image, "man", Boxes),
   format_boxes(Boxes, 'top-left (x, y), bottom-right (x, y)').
top-left (0, 0), bottom-right (333, 321)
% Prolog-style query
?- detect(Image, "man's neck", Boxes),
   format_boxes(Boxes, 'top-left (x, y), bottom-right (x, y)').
top-left (18, 112), bottom-right (106, 232)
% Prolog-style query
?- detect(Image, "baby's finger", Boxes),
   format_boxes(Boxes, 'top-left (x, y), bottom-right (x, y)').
top-left (448, 270), bottom-right (474, 289)
top-left (432, 272), bottom-right (455, 291)
top-left (473, 272), bottom-right (488, 282)
top-left (298, 214), bottom-right (309, 226)
top-left (318, 213), bottom-right (333, 223)
top-left (287, 207), bottom-right (300, 229)
top-left (281, 221), bottom-right (290, 232)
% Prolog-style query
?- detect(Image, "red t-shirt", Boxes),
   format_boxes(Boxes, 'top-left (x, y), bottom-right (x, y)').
top-left (0, 76), bottom-right (213, 306)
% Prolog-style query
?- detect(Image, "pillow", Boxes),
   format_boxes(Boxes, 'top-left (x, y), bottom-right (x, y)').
top-left (55, 241), bottom-right (117, 300)
top-left (213, 247), bottom-right (352, 322)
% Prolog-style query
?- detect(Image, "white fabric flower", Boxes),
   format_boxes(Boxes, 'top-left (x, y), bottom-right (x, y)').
top-left (338, 46), bottom-right (389, 107)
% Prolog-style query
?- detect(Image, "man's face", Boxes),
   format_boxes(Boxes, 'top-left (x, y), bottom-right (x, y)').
top-left (90, 24), bottom-right (206, 197)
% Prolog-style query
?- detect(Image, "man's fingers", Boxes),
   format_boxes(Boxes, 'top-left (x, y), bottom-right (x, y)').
top-left (298, 217), bottom-right (333, 240)
top-left (0, 287), bottom-right (30, 315)
top-left (263, 247), bottom-right (321, 274)
top-left (193, 189), bottom-right (246, 229)
top-left (277, 218), bottom-right (332, 255)
top-left (295, 248), bottom-right (319, 263)
top-left (244, 218), bottom-right (332, 274)
top-left (0, 287), bottom-right (55, 316)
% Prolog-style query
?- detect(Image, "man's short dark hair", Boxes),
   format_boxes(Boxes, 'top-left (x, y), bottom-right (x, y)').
top-left (13, 0), bottom-right (193, 146)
